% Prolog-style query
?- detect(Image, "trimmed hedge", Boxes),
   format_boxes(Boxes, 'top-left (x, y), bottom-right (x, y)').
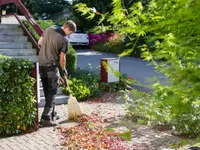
top-left (66, 44), bottom-right (77, 74)
top-left (23, 20), bottom-right (54, 41)
top-left (0, 55), bottom-right (35, 136)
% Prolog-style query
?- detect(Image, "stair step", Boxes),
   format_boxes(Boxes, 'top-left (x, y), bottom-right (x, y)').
top-left (0, 31), bottom-right (24, 36)
top-left (0, 28), bottom-right (23, 32)
top-left (0, 49), bottom-right (36, 56)
top-left (0, 36), bottom-right (28, 42)
top-left (40, 87), bottom-right (63, 97)
top-left (39, 95), bottom-right (68, 107)
top-left (13, 55), bottom-right (38, 62)
top-left (0, 42), bottom-right (32, 49)
top-left (0, 24), bottom-right (21, 29)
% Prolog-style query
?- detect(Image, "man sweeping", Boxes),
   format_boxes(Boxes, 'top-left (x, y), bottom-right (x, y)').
top-left (38, 20), bottom-right (76, 126)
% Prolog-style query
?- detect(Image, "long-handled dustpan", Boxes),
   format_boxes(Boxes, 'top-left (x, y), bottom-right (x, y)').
top-left (64, 75), bottom-right (83, 120)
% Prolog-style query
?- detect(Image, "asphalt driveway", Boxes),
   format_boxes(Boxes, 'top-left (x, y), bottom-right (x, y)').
top-left (76, 49), bottom-right (168, 92)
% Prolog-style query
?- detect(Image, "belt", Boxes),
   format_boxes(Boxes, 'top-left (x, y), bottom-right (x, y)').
top-left (39, 62), bottom-right (57, 67)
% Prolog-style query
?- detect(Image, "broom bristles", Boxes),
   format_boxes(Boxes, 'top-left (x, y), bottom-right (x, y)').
top-left (68, 94), bottom-right (83, 120)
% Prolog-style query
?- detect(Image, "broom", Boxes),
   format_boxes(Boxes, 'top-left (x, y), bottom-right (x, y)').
top-left (63, 75), bottom-right (83, 120)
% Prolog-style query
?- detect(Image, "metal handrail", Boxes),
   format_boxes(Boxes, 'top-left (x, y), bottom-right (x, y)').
top-left (0, 0), bottom-right (43, 36)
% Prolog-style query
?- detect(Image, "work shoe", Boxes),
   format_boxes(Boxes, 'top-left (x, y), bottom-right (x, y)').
top-left (39, 119), bottom-right (58, 127)
top-left (52, 112), bottom-right (60, 120)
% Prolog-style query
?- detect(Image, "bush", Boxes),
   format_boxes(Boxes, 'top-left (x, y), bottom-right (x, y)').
top-left (71, 66), bottom-right (101, 97)
top-left (23, 20), bottom-right (54, 41)
top-left (126, 87), bottom-right (200, 137)
top-left (89, 33), bottom-right (125, 54)
top-left (66, 44), bottom-right (77, 75)
top-left (99, 74), bottom-right (131, 92)
top-left (0, 56), bottom-right (35, 136)
top-left (62, 66), bottom-right (133, 101)
top-left (62, 78), bottom-right (91, 100)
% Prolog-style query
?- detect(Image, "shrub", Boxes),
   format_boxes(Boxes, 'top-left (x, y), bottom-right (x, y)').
top-left (62, 78), bottom-right (90, 100)
top-left (23, 20), bottom-right (54, 41)
top-left (89, 33), bottom-right (125, 54)
top-left (71, 66), bottom-right (101, 97)
top-left (66, 44), bottom-right (77, 75)
top-left (126, 87), bottom-right (200, 137)
top-left (0, 56), bottom-right (35, 136)
top-left (99, 74), bottom-right (131, 92)
top-left (62, 65), bottom-right (133, 101)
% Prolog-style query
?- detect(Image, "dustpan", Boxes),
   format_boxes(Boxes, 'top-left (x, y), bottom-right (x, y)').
top-left (64, 75), bottom-right (83, 120)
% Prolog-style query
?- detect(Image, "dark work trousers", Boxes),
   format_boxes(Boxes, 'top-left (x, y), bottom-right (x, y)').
top-left (39, 64), bottom-right (60, 121)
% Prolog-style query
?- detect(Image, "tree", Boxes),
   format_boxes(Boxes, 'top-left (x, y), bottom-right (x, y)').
top-left (21, 0), bottom-right (36, 14)
top-left (75, 0), bottom-right (200, 136)
top-left (33, 0), bottom-right (70, 18)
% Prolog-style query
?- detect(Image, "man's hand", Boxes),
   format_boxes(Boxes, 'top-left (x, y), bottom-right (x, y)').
top-left (59, 73), bottom-right (68, 87)
top-left (63, 69), bottom-right (68, 76)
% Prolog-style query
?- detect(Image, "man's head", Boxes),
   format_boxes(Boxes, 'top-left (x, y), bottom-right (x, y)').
top-left (61, 20), bottom-right (77, 36)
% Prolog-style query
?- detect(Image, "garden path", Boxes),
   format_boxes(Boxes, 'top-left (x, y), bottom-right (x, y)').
top-left (0, 92), bottom-right (180, 150)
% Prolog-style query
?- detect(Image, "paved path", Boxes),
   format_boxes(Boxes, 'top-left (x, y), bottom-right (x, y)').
top-left (76, 49), bottom-right (168, 91)
top-left (0, 94), bottom-right (180, 150)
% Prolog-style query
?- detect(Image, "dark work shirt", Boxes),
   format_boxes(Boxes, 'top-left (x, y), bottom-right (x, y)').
top-left (38, 26), bottom-right (68, 65)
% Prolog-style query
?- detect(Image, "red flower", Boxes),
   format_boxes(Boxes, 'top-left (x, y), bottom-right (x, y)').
top-left (128, 77), bottom-right (133, 80)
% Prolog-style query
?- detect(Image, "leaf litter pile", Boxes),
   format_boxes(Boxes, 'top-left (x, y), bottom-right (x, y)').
top-left (58, 92), bottom-right (131, 150)
top-left (59, 113), bottom-right (130, 150)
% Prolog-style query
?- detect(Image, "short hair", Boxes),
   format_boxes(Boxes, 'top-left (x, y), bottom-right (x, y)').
top-left (63, 20), bottom-right (77, 32)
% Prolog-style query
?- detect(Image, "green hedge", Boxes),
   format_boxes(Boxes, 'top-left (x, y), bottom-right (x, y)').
top-left (66, 44), bottom-right (77, 74)
top-left (0, 55), bottom-right (35, 136)
top-left (23, 20), bottom-right (54, 41)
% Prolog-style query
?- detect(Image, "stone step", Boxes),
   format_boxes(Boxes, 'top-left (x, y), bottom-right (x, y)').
top-left (13, 55), bottom-right (38, 62)
top-left (39, 95), bottom-right (68, 107)
top-left (40, 87), bottom-right (63, 97)
top-left (0, 31), bottom-right (24, 36)
top-left (0, 28), bottom-right (23, 32)
top-left (0, 42), bottom-right (32, 49)
top-left (0, 24), bottom-right (21, 29)
top-left (0, 36), bottom-right (28, 42)
top-left (1, 16), bottom-right (23, 25)
top-left (0, 49), bottom-right (36, 56)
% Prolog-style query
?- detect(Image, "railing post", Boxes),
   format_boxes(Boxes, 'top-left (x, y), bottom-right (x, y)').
top-left (14, 0), bottom-right (43, 36)
top-left (31, 62), bottom-right (40, 131)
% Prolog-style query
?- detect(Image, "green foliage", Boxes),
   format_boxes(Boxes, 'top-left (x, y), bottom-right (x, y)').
top-left (118, 131), bottom-right (132, 141)
top-left (0, 56), bottom-right (35, 136)
top-left (91, 35), bottom-right (125, 54)
top-left (62, 78), bottom-right (91, 100)
top-left (66, 44), bottom-right (77, 75)
top-left (62, 65), bottom-right (132, 100)
top-left (76, 0), bottom-right (200, 136)
top-left (34, 0), bottom-right (70, 18)
top-left (23, 20), bottom-right (54, 41)
top-left (72, 0), bottom-right (114, 31)
top-left (99, 73), bottom-right (130, 92)
top-left (21, 0), bottom-right (36, 14)
top-left (71, 66), bottom-right (100, 97)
